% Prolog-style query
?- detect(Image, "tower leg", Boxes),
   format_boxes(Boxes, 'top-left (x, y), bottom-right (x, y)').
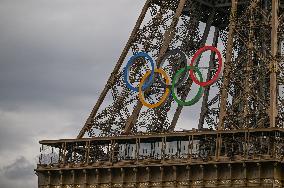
top-left (269, 0), bottom-right (279, 128)
top-left (218, 0), bottom-right (238, 130)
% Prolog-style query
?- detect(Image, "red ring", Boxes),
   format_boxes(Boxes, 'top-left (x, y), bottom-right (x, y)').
top-left (189, 46), bottom-right (223, 87)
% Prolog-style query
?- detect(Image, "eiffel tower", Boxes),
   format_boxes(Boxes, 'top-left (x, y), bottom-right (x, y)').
top-left (36, 0), bottom-right (284, 187)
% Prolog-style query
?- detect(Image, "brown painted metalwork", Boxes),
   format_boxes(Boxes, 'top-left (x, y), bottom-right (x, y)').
top-left (75, 0), bottom-right (284, 137)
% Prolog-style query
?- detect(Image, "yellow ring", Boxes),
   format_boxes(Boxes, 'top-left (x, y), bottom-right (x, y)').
top-left (138, 68), bottom-right (170, 109)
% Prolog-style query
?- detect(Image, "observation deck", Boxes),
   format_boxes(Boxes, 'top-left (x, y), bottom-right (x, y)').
top-left (36, 128), bottom-right (284, 187)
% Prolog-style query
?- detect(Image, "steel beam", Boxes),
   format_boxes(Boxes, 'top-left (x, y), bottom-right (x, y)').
top-left (218, 0), bottom-right (238, 130)
top-left (269, 0), bottom-right (279, 128)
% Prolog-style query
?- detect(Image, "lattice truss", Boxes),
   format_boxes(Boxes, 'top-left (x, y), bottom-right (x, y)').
top-left (219, 0), bottom-right (284, 130)
top-left (278, 3), bottom-right (284, 127)
top-left (78, 0), bottom-right (284, 138)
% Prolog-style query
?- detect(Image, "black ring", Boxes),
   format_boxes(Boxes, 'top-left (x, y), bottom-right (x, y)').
top-left (157, 49), bottom-right (188, 88)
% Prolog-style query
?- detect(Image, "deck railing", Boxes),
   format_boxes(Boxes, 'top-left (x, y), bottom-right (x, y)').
top-left (38, 128), bottom-right (284, 168)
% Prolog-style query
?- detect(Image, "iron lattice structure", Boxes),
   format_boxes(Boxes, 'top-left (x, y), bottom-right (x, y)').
top-left (36, 1), bottom-right (284, 188)
top-left (76, 0), bottom-right (284, 138)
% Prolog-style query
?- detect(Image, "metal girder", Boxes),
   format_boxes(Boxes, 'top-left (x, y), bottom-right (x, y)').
top-left (75, 0), bottom-right (283, 138)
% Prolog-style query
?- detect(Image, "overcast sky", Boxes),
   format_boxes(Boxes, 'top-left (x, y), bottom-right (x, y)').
top-left (0, 1), bottom-right (203, 187)
top-left (0, 0), bottom-right (146, 187)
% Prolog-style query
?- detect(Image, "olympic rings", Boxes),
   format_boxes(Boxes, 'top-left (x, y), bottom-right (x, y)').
top-left (172, 66), bottom-right (204, 106)
top-left (123, 52), bottom-right (156, 92)
top-left (190, 46), bottom-right (223, 87)
top-left (139, 68), bottom-right (170, 109)
top-left (123, 46), bottom-right (223, 108)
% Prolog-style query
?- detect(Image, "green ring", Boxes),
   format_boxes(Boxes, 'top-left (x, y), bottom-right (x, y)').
top-left (171, 66), bottom-right (204, 106)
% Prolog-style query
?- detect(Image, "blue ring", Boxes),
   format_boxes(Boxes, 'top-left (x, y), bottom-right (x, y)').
top-left (123, 52), bottom-right (156, 92)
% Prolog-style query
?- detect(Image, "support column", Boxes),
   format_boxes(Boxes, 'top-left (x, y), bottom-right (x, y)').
top-left (214, 164), bottom-right (218, 186)
top-left (71, 170), bottom-right (75, 187)
top-left (160, 167), bottom-right (164, 187)
top-left (63, 142), bottom-right (66, 165)
top-left (85, 141), bottom-right (90, 164)
top-left (200, 165), bottom-right (204, 187)
top-left (228, 164), bottom-right (232, 186)
top-left (218, 0), bottom-right (238, 130)
top-left (274, 162), bottom-right (281, 187)
top-left (186, 165), bottom-right (191, 187)
top-left (83, 169), bottom-right (88, 188)
top-left (173, 166), bottom-right (177, 187)
top-left (257, 163), bottom-right (261, 186)
top-left (48, 171), bottom-right (51, 188)
top-left (146, 167), bottom-right (150, 188)
top-left (59, 171), bottom-right (63, 188)
top-left (243, 163), bottom-right (247, 187)
top-left (109, 168), bottom-right (113, 188)
top-left (270, 0), bottom-right (279, 128)
top-left (133, 168), bottom-right (138, 188)
top-left (121, 168), bottom-right (125, 187)
top-left (95, 169), bottom-right (99, 188)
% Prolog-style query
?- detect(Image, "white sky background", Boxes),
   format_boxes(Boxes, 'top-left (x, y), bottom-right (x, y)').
top-left (0, 1), bottom-right (209, 187)
top-left (0, 1), bottom-right (145, 187)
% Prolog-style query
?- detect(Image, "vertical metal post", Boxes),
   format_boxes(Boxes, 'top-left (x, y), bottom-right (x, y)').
top-left (270, 0), bottom-right (279, 127)
top-left (133, 168), bottom-right (138, 187)
top-left (59, 171), bottom-right (63, 188)
top-left (107, 168), bottom-right (113, 188)
top-left (243, 163), bottom-right (247, 186)
top-left (109, 140), bottom-right (113, 163)
top-left (245, 131), bottom-right (249, 160)
top-left (200, 165), bottom-right (204, 187)
top-left (186, 165), bottom-right (191, 187)
top-left (243, 3), bottom-right (254, 129)
top-left (160, 167), bottom-right (164, 187)
top-left (85, 141), bottom-right (89, 164)
top-left (63, 142), bottom-right (67, 164)
top-left (257, 163), bottom-right (261, 186)
top-left (59, 143), bottom-right (64, 164)
top-left (146, 167), bottom-right (150, 187)
top-left (95, 169), bottom-right (99, 186)
top-left (71, 170), bottom-right (75, 187)
top-left (87, 141), bottom-right (90, 164)
top-left (228, 164), bottom-right (232, 186)
top-left (48, 171), bottom-right (51, 188)
top-left (218, 0), bottom-right (238, 130)
top-left (162, 137), bottom-right (165, 161)
top-left (190, 135), bottom-right (193, 162)
top-left (215, 134), bottom-right (219, 161)
top-left (83, 169), bottom-right (88, 188)
top-left (273, 163), bottom-right (278, 186)
top-left (136, 138), bottom-right (139, 162)
top-left (173, 166), bottom-right (177, 187)
top-left (214, 164), bottom-right (218, 186)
